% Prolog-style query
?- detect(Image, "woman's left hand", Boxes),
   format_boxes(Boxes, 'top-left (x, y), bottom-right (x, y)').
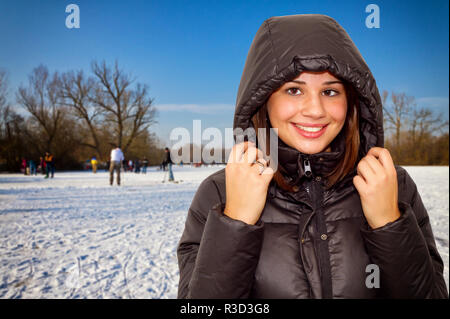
top-left (353, 147), bottom-right (401, 229)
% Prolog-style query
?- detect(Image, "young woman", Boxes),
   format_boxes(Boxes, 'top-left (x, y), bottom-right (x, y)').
top-left (177, 14), bottom-right (448, 299)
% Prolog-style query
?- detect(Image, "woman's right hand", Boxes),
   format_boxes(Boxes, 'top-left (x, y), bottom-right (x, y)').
top-left (224, 141), bottom-right (274, 225)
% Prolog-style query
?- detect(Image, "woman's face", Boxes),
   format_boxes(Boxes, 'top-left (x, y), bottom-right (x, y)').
top-left (267, 71), bottom-right (347, 154)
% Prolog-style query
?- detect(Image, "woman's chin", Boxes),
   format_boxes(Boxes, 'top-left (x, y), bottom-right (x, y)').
top-left (290, 141), bottom-right (328, 155)
top-left (296, 149), bottom-right (322, 155)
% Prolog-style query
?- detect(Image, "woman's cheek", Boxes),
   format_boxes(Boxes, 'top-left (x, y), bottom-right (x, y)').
top-left (268, 106), bottom-right (290, 128)
top-left (273, 102), bottom-right (298, 122)
top-left (329, 102), bottom-right (347, 124)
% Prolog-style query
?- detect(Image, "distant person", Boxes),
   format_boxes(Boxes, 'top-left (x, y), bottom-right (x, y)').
top-left (142, 158), bottom-right (149, 174)
top-left (128, 160), bottom-right (133, 172)
top-left (28, 159), bottom-right (37, 176)
top-left (134, 159), bottom-right (141, 173)
top-left (44, 152), bottom-right (55, 179)
top-left (91, 156), bottom-right (98, 174)
top-left (110, 145), bottom-right (124, 186)
top-left (39, 157), bottom-right (46, 175)
top-left (161, 153), bottom-right (167, 171)
top-left (162, 147), bottom-right (174, 181)
top-left (21, 158), bottom-right (27, 175)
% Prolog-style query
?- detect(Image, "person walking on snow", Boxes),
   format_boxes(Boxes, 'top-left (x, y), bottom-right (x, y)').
top-left (44, 152), bottom-right (55, 179)
top-left (110, 145), bottom-right (124, 186)
top-left (21, 158), bottom-right (27, 175)
top-left (163, 147), bottom-right (174, 181)
top-left (28, 159), bottom-right (37, 176)
top-left (91, 156), bottom-right (98, 173)
top-left (134, 159), bottom-right (141, 173)
top-left (142, 158), bottom-right (149, 174)
top-left (39, 157), bottom-right (46, 175)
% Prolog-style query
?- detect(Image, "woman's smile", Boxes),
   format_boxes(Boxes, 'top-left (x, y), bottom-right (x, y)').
top-left (291, 122), bottom-right (329, 138)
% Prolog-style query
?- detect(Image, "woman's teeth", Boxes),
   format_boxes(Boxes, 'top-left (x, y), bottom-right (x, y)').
top-left (294, 124), bottom-right (324, 132)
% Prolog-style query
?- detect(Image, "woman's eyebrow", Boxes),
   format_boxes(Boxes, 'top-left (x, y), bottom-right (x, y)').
top-left (323, 80), bottom-right (343, 85)
top-left (289, 80), bottom-right (343, 85)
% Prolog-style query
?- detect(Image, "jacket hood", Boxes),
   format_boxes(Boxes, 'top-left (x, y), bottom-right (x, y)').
top-left (233, 14), bottom-right (384, 184)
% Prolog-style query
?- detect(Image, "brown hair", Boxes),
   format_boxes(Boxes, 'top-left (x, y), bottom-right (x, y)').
top-left (251, 80), bottom-right (360, 191)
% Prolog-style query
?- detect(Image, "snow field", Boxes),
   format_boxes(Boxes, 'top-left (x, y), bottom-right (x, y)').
top-left (0, 165), bottom-right (448, 298)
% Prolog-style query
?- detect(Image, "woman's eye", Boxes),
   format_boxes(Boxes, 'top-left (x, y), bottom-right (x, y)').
top-left (286, 88), bottom-right (301, 96)
top-left (323, 89), bottom-right (339, 97)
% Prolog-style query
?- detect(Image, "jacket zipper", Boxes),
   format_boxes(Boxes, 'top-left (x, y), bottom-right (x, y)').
top-left (303, 158), bottom-right (312, 179)
top-left (303, 157), bottom-right (312, 196)
top-left (302, 156), bottom-right (333, 299)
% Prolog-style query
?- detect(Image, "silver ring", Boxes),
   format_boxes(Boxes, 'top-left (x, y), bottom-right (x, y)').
top-left (254, 160), bottom-right (266, 174)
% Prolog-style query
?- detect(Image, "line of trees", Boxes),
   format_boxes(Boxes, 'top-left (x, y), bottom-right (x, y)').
top-left (382, 91), bottom-right (448, 165)
top-left (0, 64), bottom-right (448, 171)
top-left (0, 62), bottom-right (165, 171)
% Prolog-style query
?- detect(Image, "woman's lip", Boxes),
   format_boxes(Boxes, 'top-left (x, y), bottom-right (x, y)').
top-left (291, 123), bottom-right (328, 138)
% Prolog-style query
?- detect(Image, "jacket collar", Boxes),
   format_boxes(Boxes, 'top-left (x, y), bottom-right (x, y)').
top-left (276, 129), bottom-right (346, 186)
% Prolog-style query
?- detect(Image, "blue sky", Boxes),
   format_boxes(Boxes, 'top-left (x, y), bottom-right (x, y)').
top-left (0, 0), bottom-right (448, 147)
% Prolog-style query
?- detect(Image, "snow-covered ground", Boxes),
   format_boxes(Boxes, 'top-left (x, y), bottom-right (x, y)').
top-left (0, 165), bottom-right (448, 298)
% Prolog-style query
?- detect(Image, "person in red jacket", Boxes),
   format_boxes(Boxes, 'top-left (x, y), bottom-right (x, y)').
top-left (21, 158), bottom-right (27, 175)
top-left (177, 14), bottom-right (448, 299)
top-left (39, 156), bottom-right (46, 175)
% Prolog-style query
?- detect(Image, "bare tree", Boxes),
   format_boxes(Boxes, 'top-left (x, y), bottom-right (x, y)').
top-left (382, 91), bottom-right (414, 160)
top-left (90, 61), bottom-right (157, 153)
top-left (59, 70), bottom-right (103, 159)
top-left (381, 90), bottom-right (389, 132)
top-left (0, 70), bottom-right (28, 170)
top-left (0, 69), bottom-right (7, 111)
top-left (410, 107), bottom-right (448, 142)
top-left (408, 106), bottom-right (448, 162)
top-left (17, 65), bottom-right (64, 153)
top-left (0, 69), bottom-right (10, 137)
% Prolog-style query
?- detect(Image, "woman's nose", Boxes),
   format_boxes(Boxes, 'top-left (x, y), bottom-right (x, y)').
top-left (300, 94), bottom-right (326, 118)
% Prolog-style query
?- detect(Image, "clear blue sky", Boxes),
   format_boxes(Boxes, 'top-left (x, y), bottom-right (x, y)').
top-left (0, 0), bottom-right (448, 147)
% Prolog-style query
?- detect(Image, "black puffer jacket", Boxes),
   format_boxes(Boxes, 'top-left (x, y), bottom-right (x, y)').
top-left (177, 14), bottom-right (448, 299)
